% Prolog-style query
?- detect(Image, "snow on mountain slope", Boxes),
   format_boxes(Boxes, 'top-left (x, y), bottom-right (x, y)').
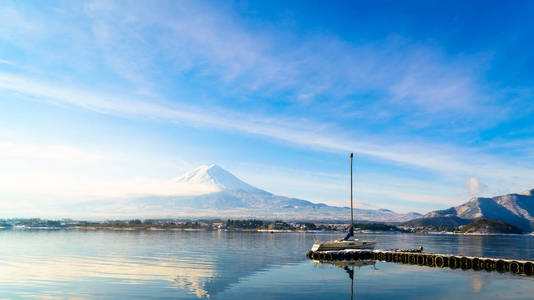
top-left (421, 189), bottom-right (534, 232)
top-left (59, 164), bottom-right (421, 222)
top-left (175, 164), bottom-right (265, 193)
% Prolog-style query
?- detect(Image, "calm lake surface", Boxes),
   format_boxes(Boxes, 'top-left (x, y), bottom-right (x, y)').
top-left (0, 230), bottom-right (533, 299)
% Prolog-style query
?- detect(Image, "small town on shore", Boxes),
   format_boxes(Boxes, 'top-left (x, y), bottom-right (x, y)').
top-left (0, 218), bottom-right (528, 235)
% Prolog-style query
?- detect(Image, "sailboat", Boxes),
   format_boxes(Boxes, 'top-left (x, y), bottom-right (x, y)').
top-left (310, 153), bottom-right (376, 252)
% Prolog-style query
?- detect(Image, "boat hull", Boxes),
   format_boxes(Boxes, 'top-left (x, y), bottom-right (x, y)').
top-left (311, 240), bottom-right (376, 252)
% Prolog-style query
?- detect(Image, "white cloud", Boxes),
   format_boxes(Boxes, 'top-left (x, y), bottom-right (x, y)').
top-left (0, 140), bottom-right (219, 201)
top-left (363, 188), bottom-right (458, 206)
top-left (1, 1), bottom-right (533, 212)
top-left (0, 59), bottom-right (15, 66)
top-left (0, 138), bottom-right (459, 212)
top-left (0, 141), bottom-right (104, 161)
top-left (73, 1), bottom-right (497, 120)
top-left (467, 177), bottom-right (486, 196)
top-left (63, 177), bottom-right (220, 198)
top-left (1, 71), bottom-right (533, 190)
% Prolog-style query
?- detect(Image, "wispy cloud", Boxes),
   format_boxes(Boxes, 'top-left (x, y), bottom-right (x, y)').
top-left (233, 161), bottom-right (461, 212)
top-left (467, 177), bottom-right (486, 196)
top-left (0, 59), bottom-right (15, 66)
top-left (1, 71), bottom-right (533, 192)
top-left (0, 0), bottom-right (518, 139)
top-left (1, 0), bottom-right (533, 213)
top-left (0, 141), bottom-right (104, 161)
top-left (81, 1), bottom-right (495, 117)
top-left (0, 140), bottom-right (217, 201)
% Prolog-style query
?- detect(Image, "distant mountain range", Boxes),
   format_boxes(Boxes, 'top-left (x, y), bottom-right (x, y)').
top-left (69, 164), bottom-right (421, 222)
top-left (56, 163), bottom-right (534, 229)
top-left (407, 188), bottom-right (534, 232)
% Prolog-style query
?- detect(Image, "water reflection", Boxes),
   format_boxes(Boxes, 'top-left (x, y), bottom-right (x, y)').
top-left (0, 230), bottom-right (311, 298)
top-left (470, 273), bottom-right (484, 293)
top-left (310, 256), bottom-right (534, 300)
top-left (314, 260), bottom-right (376, 300)
top-left (0, 231), bottom-right (532, 299)
top-left (0, 255), bottom-right (217, 298)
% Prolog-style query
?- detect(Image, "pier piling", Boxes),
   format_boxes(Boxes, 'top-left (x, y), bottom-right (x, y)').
top-left (306, 249), bottom-right (534, 276)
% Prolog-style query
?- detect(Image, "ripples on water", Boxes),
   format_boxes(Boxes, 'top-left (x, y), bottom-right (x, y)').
top-left (0, 230), bottom-right (532, 299)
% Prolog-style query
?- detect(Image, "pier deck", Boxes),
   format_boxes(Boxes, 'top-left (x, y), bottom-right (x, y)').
top-left (306, 249), bottom-right (534, 276)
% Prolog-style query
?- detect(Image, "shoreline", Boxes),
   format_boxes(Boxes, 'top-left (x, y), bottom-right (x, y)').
top-left (2, 227), bottom-right (533, 235)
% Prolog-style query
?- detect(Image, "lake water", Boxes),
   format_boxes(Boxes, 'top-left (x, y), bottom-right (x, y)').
top-left (0, 230), bottom-right (533, 299)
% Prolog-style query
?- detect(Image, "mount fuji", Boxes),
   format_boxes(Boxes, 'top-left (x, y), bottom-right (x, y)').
top-left (68, 164), bottom-right (421, 221)
top-left (175, 164), bottom-right (264, 194)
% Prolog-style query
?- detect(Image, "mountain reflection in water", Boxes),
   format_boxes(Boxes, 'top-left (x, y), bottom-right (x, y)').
top-left (0, 231), bottom-right (533, 299)
top-left (0, 230), bottom-right (308, 298)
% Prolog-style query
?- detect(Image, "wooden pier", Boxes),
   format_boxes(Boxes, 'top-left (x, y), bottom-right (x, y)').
top-left (306, 249), bottom-right (534, 276)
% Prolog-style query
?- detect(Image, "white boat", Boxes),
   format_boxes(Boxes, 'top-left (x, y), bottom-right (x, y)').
top-left (311, 238), bottom-right (375, 251)
top-left (311, 153), bottom-right (376, 252)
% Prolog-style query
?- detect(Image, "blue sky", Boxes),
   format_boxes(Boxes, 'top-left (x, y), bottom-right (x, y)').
top-left (1, 0), bottom-right (533, 216)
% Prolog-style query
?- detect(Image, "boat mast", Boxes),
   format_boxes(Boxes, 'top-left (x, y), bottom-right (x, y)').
top-left (350, 153), bottom-right (354, 228)
top-left (351, 265), bottom-right (354, 300)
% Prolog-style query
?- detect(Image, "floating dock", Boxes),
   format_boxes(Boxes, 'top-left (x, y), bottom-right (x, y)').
top-left (306, 249), bottom-right (534, 276)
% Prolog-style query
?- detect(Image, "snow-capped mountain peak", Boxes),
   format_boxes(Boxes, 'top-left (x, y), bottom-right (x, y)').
top-left (56, 164), bottom-right (420, 222)
top-left (175, 164), bottom-right (263, 193)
